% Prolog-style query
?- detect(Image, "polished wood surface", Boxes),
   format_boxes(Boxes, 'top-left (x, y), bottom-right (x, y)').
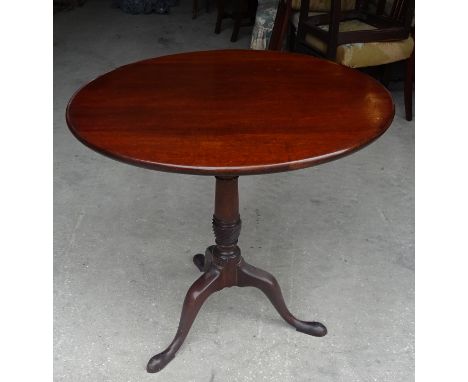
top-left (66, 49), bottom-right (394, 176)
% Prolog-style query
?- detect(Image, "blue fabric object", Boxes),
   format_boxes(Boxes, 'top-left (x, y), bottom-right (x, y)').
top-left (114, 0), bottom-right (176, 14)
top-left (152, 0), bottom-right (170, 14)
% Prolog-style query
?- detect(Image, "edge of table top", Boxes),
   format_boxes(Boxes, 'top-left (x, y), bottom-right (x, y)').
top-left (66, 49), bottom-right (395, 176)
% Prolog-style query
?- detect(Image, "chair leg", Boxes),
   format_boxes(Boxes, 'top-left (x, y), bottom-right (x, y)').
top-left (381, 64), bottom-right (392, 88)
top-left (288, 25), bottom-right (296, 52)
top-left (404, 51), bottom-right (414, 121)
top-left (248, 0), bottom-right (257, 25)
top-left (294, 25), bottom-right (304, 53)
top-left (192, 0), bottom-right (198, 19)
top-left (231, 0), bottom-right (242, 42)
top-left (214, 0), bottom-right (224, 34)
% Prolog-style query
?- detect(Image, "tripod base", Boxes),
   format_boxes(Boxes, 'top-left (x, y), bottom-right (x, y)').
top-left (147, 177), bottom-right (326, 373)
top-left (147, 246), bottom-right (326, 373)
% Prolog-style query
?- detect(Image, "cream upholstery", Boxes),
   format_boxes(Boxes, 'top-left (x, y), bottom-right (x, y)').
top-left (291, 0), bottom-right (356, 11)
top-left (292, 17), bottom-right (414, 68)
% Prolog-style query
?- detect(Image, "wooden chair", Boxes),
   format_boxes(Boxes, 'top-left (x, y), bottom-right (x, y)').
top-left (269, 0), bottom-right (415, 120)
top-left (215, 0), bottom-right (258, 42)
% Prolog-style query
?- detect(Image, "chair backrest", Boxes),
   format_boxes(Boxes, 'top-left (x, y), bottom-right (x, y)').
top-left (390, 0), bottom-right (411, 21)
top-left (375, 0), bottom-right (414, 25)
top-left (294, 0), bottom-right (414, 59)
top-left (291, 0), bottom-right (356, 12)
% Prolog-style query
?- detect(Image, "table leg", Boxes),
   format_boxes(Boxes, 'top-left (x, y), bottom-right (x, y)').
top-left (146, 267), bottom-right (222, 373)
top-left (237, 261), bottom-right (327, 336)
top-left (146, 176), bottom-right (326, 373)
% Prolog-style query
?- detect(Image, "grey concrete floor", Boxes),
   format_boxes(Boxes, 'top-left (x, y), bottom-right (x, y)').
top-left (54, 1), bottom-right (415, 381)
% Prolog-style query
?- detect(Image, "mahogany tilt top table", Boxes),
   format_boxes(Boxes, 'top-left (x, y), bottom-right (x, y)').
top-left (66, 49), bottom-right (394, 373)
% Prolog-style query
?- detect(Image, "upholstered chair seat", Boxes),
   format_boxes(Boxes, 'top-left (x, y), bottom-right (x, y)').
top-left (290, 16), bottom-right (414, 68)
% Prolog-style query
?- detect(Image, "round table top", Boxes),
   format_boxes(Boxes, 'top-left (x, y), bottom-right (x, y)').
top-left (66, 50), bottom-right (394, 176)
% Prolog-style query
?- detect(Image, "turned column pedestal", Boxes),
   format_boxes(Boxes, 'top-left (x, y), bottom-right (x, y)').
top-left (146, 176), bottom-right (327, 373)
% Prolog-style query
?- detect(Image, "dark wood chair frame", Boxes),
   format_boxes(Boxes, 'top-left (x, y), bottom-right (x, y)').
top-left (215, 0), bottom-right (258, 42)
top-left (268, 0), bottom-right (415, 121)
top-left (295, 0), bottom-right (414, 60)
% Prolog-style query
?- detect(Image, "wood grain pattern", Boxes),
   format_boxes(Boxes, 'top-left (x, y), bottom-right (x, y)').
top-left (66, 49), bottom-right (394, 176)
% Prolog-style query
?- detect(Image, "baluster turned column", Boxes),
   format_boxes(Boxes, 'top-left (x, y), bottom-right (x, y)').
top-left (211, 176), bottom-right (243, 285)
